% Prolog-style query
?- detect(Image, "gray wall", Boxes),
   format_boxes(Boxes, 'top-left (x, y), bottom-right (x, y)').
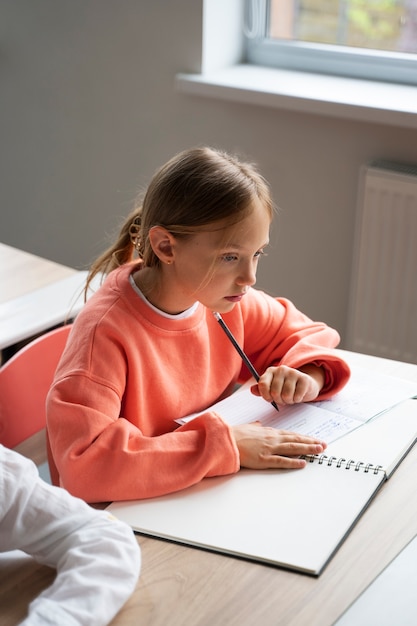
top-left (2, 1), bottom-right (417, 346)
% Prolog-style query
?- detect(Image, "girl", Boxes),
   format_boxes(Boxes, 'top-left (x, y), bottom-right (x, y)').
top-left (46, 147), bottom-right (350, 503)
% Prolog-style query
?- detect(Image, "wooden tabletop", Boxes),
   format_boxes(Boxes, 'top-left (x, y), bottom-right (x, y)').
top-left (0, 243), bottom-right (100, 356)
top-left (4, 350), bottom-right (417, 626)
top-left (0, 243), bottom-right (76, 304)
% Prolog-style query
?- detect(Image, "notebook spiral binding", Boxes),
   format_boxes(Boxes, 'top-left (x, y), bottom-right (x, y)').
top-left (303, 454), bottom-right (384, 475)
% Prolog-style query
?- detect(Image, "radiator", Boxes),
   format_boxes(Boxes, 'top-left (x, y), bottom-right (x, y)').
top-left (348, 160), bottom-right (417, 364)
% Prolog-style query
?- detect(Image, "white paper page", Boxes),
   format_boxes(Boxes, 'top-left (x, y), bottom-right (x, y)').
top-left (313, 366), bottom-right (417, 421)
top-left (178, 366), bottom-right (417, 444)
top-left (108, 462), bottom-right (384, 576)
top-left (182, 389), bottom-right (363, 443)
top-left (324, 399), bottom-right (417, 477)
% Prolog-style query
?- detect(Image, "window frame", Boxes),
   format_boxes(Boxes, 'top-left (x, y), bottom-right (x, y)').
top-left (245, 0), bottom-right (417, 86)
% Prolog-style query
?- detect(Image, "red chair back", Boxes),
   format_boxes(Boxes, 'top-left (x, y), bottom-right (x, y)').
top-left (0, 325), bottom-right (72, 449)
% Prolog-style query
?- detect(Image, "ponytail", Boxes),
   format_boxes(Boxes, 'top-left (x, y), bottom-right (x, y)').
top-left (84, 207), bottom-right (142, 300)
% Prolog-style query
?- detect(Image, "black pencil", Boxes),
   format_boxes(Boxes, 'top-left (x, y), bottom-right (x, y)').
top-left (213, 311), bottom-right (279, 412)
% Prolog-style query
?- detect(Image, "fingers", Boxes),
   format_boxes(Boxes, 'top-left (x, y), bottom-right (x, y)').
top-left (259, 435), bottom-right (325, 469)
top-left (232, 423), bottom-right (327, 471)
top-left (263, 431), bottom-right (326, 461)
top-left (254, 366), bottom-right (321, 406)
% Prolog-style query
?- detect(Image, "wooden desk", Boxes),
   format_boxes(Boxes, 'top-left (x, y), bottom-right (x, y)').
top-left (0, 243), bottom-right (77, 304)
top-left (4, 350), bottom-right (417, 626)
top-left (0, 243), bottom-right (100, 360)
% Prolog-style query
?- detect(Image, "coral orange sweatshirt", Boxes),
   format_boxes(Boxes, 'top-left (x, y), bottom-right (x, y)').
top-left (46, 262), bottom-right (350, 502)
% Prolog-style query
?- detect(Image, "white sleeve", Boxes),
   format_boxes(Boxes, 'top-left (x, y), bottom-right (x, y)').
top-left (0, 445), bottom-right (141, 626)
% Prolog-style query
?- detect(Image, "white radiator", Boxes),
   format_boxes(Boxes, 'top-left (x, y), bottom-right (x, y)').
top-left (348, 160), bottom-right (417, 364)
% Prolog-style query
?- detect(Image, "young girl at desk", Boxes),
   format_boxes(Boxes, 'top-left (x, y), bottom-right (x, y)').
top-left (46, 146), bottom-right (350, 503)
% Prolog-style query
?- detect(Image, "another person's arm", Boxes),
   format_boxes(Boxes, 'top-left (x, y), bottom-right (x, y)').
top-left (0, 445), bottom-right (141, 626)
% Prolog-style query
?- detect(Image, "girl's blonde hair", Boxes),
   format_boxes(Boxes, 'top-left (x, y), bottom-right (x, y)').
top-left (86, 146), bottom-right (274, 296)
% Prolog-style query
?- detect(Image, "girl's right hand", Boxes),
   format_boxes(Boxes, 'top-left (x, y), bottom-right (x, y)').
top-left (231, 422), bottom-right (327, 470)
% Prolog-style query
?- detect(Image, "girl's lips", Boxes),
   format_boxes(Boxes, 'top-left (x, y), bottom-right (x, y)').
top-left (224, 295), bottom-right (244, 302)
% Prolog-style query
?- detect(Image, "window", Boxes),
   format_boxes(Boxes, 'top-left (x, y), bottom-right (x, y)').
top-left (245, 0), bottom-right (417, 84)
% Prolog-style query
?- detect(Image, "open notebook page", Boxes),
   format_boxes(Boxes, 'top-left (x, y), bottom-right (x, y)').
top-left (324, 399), bottom-right (417, 477)
top-left (108, 461), bottom-right (385, 576)
top-left (178, 366), bottom-right (417, 444)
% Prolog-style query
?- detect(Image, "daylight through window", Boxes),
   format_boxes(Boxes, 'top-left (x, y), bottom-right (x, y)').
top-left (245, 0), bottom-right (417, 84)
top-left (269, 0), bottom-right (417, 53)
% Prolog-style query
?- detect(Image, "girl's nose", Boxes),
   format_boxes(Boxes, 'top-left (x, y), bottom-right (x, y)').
top-left (236, 261), bottom-right (257, 287)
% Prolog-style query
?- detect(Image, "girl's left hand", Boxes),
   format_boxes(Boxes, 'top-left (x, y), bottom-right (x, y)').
top-left (251, 364), bottom-right (325, 406)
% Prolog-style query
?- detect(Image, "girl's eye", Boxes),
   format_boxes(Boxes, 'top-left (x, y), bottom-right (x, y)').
top-left (254, 249), bottom-right (267, 259)
top-left (220, 249), bottom-right (267, 263)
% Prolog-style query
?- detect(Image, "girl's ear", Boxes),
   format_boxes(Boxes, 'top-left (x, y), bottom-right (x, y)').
top-left (148, 226), bottom-right (175, 264)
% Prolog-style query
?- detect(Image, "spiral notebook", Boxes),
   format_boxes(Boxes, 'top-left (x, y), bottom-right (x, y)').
top-left (108, 399), bottom-right (417, 576)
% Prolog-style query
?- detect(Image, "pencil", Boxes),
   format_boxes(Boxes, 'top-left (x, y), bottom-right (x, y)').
top-left (213, 311), bottom-right (279, 412)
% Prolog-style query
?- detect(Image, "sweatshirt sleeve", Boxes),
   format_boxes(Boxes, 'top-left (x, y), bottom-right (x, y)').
top-left (47, 371), bottom-right (239, 503)
top-left (238, 291), bottom-right (351, 399)
top-left (0, 446), bottom-right (140, 626)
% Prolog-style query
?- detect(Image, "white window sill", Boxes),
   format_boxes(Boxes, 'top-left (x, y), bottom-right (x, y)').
top-left (176, 64), bottom-right (417, 129)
